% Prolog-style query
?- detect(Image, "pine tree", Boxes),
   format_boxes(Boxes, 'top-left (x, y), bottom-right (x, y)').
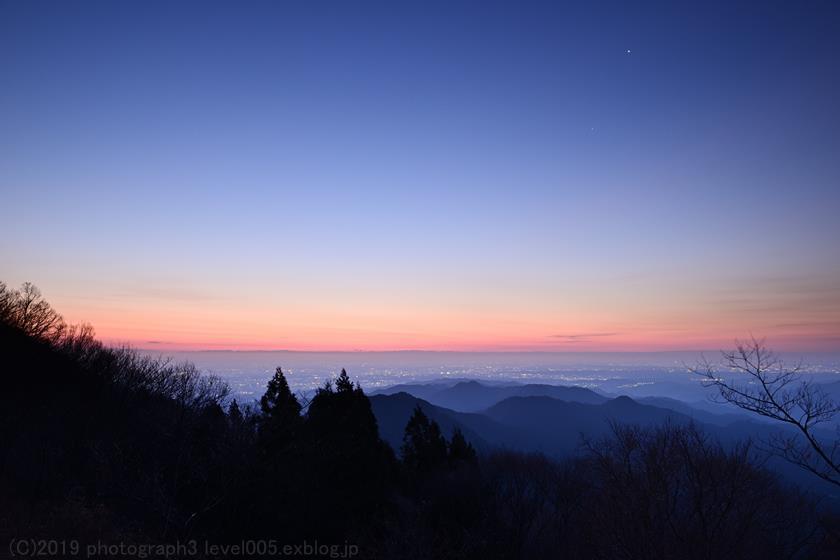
top-left (258, 367), bottom-right (301, 449)
top-left (335, 368), bottom-right (354, 393)
top-left (448, 428), bottom-right (477, 466)
top-left (401, 405), bottom-right (448, 473)
top-left (301, 368), bottom-right (394, 539)
top-left (260, 367), bottom-right (300, 418)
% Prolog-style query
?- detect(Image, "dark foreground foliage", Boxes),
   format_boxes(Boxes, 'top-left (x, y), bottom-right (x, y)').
top-left (2, 282), bottom-right (840, 559)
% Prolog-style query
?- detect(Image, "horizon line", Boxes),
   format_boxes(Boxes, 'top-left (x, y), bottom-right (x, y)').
top-left (133, 347), bottom-right (840, 355)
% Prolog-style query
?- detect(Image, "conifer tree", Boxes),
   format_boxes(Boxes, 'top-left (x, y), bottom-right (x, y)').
top-left (258, 367), bottom-right (301, 447)
top-left (300, 367), bottom-right (394, 539)
top-left (448, 428), bottom-right (477, 466)
top-left (401, 405), bottom-right (448, 473)
top-left (335, 368), bottom-right (354, 393)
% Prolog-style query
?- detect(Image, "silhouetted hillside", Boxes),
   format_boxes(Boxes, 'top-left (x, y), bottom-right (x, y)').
top-left (373, 391), bottom-right (763, 459)
top-left (371, 392), bottom-right (661, 458)
top-left (374, 379), bottom-right (607, 411)
top-left (369, 392), bottom-right (501, 452)
top-left (481, 395), bottom-right (687, 454)
top-left (432, 380), bottom-right (607, 411)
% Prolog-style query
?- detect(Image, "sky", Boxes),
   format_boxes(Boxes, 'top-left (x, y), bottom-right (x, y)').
top-left (1, 0), bottom-right (839, 352)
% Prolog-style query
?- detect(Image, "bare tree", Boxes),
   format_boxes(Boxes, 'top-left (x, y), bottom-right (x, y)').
top-left (692, 337), bottom-right (840, 487)
top-left (581, 422), bottom-right (817, 559)
top-left (0, 281), bottom-right (66, 341)
top-left (0, 281), bottom-right (12, 321)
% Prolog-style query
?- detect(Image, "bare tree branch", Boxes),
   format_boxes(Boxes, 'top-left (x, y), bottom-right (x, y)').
top-left (690, 337), bottom-right (840, 487)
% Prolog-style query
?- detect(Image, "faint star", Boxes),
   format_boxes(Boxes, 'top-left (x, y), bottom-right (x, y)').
top-left (626, 49), bottom-right (631, 54)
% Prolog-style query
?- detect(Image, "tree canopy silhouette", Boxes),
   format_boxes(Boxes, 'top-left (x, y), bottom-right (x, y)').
top-left (401, 405), bottom-right (448, 474)
top-left (258, 366), bottom-right (302, 450)
top-left (448, 427), bottom-right (477, 467)
top-left (0, 281), bottom-right (66, 341)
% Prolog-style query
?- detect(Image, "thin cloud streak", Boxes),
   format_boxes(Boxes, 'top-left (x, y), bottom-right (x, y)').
top-left (548, 332), bottom-right (620, 340)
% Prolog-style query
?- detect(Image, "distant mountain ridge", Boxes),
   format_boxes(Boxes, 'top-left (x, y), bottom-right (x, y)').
top-left (368, 382), bottom-right (840, 496)
top-left (369, 390), bottom-right (697, 457)
top-left (372, 379), bottom-right (607, 412)
top-left (369, 391), bottom-right (521, 453)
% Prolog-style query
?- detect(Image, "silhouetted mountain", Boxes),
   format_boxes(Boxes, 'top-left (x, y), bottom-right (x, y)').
top-left (369, 392), bottom-right (509, 452)
top-left (374, 379), bottom-right (607, 412)
top-left (372, 391), bottom-right (705, 457)
top-left (431, 380), bottom-right (607, 411)
top-left (483, 395), bottom-right (695, 455)
top-left (371, 382), bottom-right (451, 401)
top-left (376, 378), bottom-right (759, 429)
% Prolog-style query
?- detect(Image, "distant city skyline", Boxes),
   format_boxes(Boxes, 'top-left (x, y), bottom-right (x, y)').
top-left (2, 1), bottom-right (839, 352)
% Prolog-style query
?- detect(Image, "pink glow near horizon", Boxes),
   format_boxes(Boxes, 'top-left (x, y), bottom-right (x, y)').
top-left (54, 294), bottom-right (839, 353)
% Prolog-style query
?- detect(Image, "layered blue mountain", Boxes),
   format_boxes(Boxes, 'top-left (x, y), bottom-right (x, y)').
top-left (369, 387), bottom-right (699, 457)
top-left (368, 391), bottom-right (518, 453)
top-left (372, 379), bottom-right (607, 412)
top-left (368, 380), bottom-right (840, 498)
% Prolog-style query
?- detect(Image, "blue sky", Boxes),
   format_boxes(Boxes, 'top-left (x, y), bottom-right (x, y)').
top-left (1, 0), bottom-right (839, 351)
